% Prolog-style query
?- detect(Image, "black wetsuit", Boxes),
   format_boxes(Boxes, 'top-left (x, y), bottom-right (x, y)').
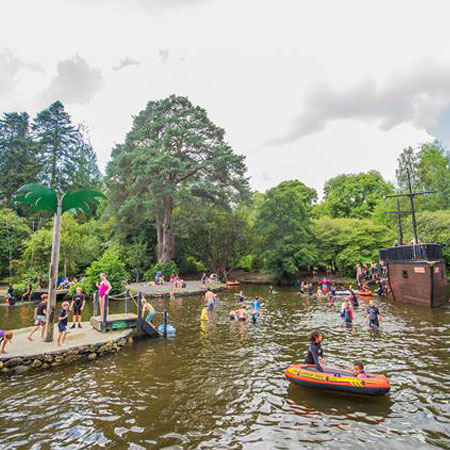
top-left (304, 341), bottom-right (324, 371)
top-left (368, 306), bottom-right (380, 327)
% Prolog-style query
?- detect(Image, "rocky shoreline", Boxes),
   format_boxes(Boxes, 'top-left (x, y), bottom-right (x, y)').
top-left (0, 329), bottom-right (134, 375)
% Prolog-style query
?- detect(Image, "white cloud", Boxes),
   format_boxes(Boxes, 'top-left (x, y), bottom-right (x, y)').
top-left (0, 48), bottom-right (43, 98)
top-left (39, 55), bottom-right (104, 105)
top-left (271, 61), bottom-right (450, 146)
top-left (112, 57), bottom-right (140, 72)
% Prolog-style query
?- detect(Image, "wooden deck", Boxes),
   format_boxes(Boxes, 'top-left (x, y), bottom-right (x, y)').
top-left (128, 280), bottom-right (225, 298)
top-left (90, 313), bottom-right (138, 332)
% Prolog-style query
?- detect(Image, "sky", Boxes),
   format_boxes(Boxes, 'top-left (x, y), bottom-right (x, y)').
top-left (1, 0), bottom-right (450, 195)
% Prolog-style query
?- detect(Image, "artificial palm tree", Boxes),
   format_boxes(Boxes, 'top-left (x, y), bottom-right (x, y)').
top-left (15, 184), bottom-right (106, 342)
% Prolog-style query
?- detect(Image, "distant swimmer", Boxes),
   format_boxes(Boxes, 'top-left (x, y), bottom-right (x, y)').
top-left (236, 290), bottom-right (245, 303)
top-left (236, 305), bottom-right (249, 322)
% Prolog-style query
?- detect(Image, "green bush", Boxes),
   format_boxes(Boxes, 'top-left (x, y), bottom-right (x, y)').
top-left (180, 256), bottom-right (207, 275)
top-left (236, 254), bottom-right (255, 272)
top-left (12, 282), bottom-right (32, 299)
top-left (68, 281), bottom-right (93, 297)
top-left (86, 246), bottom-right (129, 295)
top-left (145, 261), bottom-right (178, 281)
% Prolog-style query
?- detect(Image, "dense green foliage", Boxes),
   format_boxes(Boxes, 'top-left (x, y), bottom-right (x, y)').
top-left (0, 113), bottom-right (40, 204)
top-left (3, 96), bottom-right (450, 287)
top-left (85, 245), bottom-right (128, 295)
top-left (106, 95), bottom-right (250, 263)
top-left (322, 171), bottom-right (393, 218)
top-left (0, 209), bottom-right (31, 279)
top-left (254, 181), bottom-right (317, 276)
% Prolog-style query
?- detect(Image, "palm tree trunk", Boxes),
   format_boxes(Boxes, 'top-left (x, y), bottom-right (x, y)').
top-left (45, 197), bottom-right (62, 342)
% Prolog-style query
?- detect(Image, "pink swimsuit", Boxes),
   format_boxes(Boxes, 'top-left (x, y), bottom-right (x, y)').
top-left (98, 282), bottom-right (108, 297)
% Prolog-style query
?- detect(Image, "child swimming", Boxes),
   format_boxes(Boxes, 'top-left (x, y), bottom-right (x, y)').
top-left (236, 305), bottom-right (249, 322)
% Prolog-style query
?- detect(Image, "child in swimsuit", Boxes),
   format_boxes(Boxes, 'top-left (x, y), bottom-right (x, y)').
top-left (200, 306), bottom-right (210, 322)
top-left (341, 301), bottom-right (353, 324)
top-left (351, 361), bottom-right (367, 378)
top-left (237, 305), bottom-right (249, 321)
top-left (57, 302), bottom-right (70, 346)
top-left (0, 330), bottom-right (13, 353)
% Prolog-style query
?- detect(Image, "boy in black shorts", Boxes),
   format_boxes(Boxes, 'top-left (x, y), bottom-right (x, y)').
top-left (57, 301), bottom-right (70, 346)
top-left (70, 287), bottom-right (86, 329)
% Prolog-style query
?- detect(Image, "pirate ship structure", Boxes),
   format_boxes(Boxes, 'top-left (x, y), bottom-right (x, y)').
top-left (379, 172), bottom-right (447, 307)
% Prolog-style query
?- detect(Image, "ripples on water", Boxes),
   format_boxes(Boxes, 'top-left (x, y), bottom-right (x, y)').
top-left (0, 286), bottom-right (449, 449)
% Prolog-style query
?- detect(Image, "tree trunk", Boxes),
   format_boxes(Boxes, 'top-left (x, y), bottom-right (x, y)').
top-left (45, 197), bottom-right (62, 342)
top-left (156, 197), bottom-right (175, 263)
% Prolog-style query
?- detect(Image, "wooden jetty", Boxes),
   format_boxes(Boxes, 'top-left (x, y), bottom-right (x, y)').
top-left (0, 291), bottom-right (169, 375)
top-left (379, 244), bottom-right (447, 307)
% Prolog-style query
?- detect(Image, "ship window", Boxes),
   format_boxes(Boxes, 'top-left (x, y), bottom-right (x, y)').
top-left (402, 269), bottom-right (408, 278)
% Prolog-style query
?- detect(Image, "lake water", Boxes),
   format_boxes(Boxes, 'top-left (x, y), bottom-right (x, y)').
top-left (0, 286), bottom-right (449, 449)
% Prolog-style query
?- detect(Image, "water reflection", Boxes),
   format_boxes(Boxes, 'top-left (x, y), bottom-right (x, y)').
top-left (0, 286), bottom-right (449, 449)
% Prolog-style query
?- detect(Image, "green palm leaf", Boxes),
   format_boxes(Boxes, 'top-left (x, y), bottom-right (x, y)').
top-left (62, 190), bottom-right (107, 214)
top-left (15, 184), bottom-right (58, 213)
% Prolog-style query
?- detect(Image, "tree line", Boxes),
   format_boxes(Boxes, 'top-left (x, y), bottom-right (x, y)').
top-left (1, 95), bottom-right (450, 291)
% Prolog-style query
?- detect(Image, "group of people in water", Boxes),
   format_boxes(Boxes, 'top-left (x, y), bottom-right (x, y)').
top-left (200, 288), bottom-right (263, 324)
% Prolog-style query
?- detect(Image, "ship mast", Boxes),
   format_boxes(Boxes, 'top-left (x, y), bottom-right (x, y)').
top-left (384, 199), bottom-right (409, 245)
top-left (386, 170), bottom-right (434, 244)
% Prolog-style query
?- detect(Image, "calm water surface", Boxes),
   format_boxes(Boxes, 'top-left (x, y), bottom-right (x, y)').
top-left (0, 286), bottom-right (449, 449)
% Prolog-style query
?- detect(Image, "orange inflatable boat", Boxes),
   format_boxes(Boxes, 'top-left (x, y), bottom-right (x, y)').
top-left (285, 364), bottom-right (390, 396)
top-left (357, 290), bottom-right (372, 297)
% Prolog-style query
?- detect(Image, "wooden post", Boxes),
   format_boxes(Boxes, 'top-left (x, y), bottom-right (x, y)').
top-left (45, 196), bottom-right (62, 342)
top-left (125, 289), bottom-right (129, 314)
top-left (136, 292), bottom-right (143, 338)
top-left (163, 310), bottom-right (168, 338)
top-left (102, 294), bottom-right (108, 332)
top-left (93, 291), bottom-right (98, 317)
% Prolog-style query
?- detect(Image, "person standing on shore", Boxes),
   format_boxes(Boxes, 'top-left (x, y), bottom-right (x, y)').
top-left (70, 287), bottom-right (86, 329)
top-left (27, 294), bottom-right (48, 341)
top-left (57, 302), bottom-right (69, 346)
top-left (96, 273), bottom-right (111, 319)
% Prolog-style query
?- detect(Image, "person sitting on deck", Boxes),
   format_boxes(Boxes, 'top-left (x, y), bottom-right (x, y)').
top-left (0, 330), bottom-right (13, 353)
top-left (21, 284), bottom-right (32, 302)
top-left (170, 273), bottom-right (179, 284)
top-left (308, 283), bottom-right (314, 296)
top-left (351, 361), bottom-right (367, 378)
top-left (141, 298), bottom-right (156, 324)
top-left (209, 273), bottom-right (218, 282)
top-left (155, 271), bottom-right (164, 286)
top-left (57, 277), bottom-right (70, 290)
top-left (304, 330), bottom-right (325, 371)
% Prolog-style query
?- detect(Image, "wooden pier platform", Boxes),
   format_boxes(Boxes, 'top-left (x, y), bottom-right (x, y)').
top-left (127, 280), bottom-right (225, 298)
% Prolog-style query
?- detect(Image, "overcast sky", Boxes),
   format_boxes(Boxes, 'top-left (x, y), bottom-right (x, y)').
top-left (1, 0), bottom-right (449, 195)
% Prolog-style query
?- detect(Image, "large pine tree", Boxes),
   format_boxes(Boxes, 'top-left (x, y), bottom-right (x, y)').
top-left (0, 112), bottom-right (40, 204)
top-left (106, 95), bottom-right (250, 263)
top-left (32, 101), bottom-right (101, 191)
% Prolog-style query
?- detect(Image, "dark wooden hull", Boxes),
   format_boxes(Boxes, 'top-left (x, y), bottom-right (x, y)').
top-left (386, 260), bottom-right (447, 307)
